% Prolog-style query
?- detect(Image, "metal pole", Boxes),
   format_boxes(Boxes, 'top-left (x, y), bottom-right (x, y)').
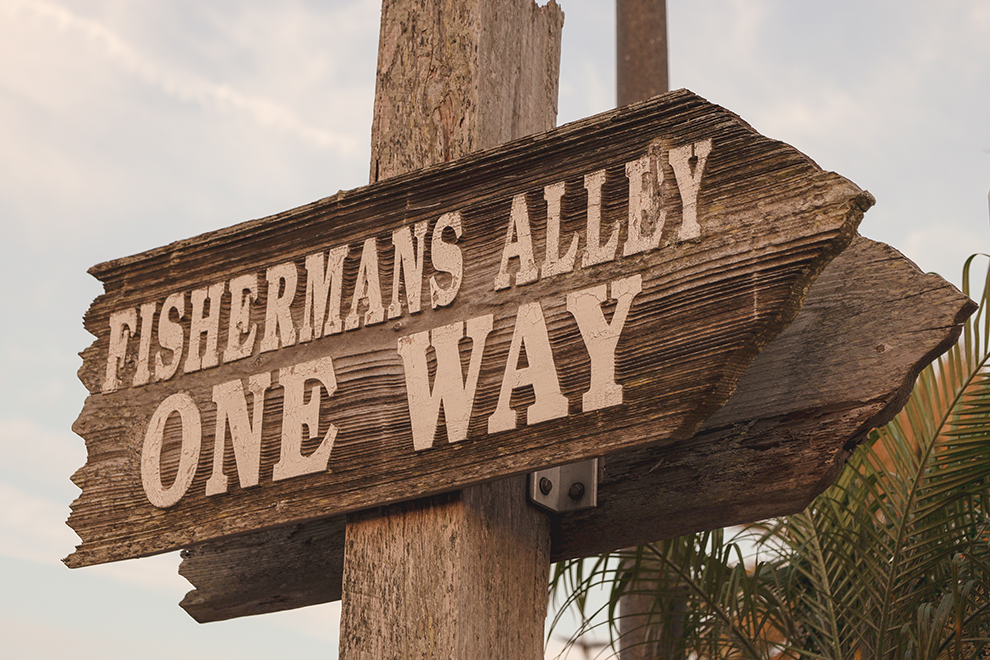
top-left (616, 0), bottom-right (669, 106)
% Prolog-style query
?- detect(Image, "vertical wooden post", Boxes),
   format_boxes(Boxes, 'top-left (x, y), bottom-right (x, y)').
top-left (617, 3), bottom-right (670, 658)
top-left (616, 0), bottom-right (669, 106)
top-left (338, 1), bottom-right (564, 657)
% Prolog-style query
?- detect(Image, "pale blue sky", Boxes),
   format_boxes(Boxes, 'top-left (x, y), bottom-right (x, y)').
top-left (1, 1), bottom-right (988, 658)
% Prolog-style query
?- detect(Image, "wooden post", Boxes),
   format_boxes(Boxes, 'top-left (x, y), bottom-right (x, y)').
top-left (338, 1), bottom-right (564, 657)
top-left (616, 0), bottom-right (669, 106)
top-left (617, 3), bottom-right (670, 657)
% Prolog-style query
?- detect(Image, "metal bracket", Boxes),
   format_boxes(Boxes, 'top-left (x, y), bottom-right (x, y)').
top-left (528, 459), bottom-right (598, 513)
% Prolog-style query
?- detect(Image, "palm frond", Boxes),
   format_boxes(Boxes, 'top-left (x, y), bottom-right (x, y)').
top-left (765, 252), bottom-right (990, 660)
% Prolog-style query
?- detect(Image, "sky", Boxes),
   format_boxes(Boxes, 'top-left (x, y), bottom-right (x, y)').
top-left (0, 0), bottom-right (988, 658)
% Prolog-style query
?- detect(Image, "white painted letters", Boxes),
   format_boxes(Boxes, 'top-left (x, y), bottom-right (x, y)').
top-left (430, 212), bottom-right (464, 309)
top-left (567, 274), bottom-right (643, 411)
top-left (346, 238), bottom-right (385, 331)
top-left (224, 274), bottom-right (258, 362)
top-left (390, 222), bottom-right (427, 318)
top-left (623, 149), bottom-right (665, 256)
top-left (260, 263), bottom-right (298, 352)
top-left (141, 392), bottom-right (202, 508)
top-left (488, 302), bottom-right (568, 433)
top-left (669, 139), bottom-right (713, 241)
top-left (582, 169), bottom-right (618, 267)
top-left (185, 282), bottom-right (225, 373)
top-left (301, 246), bottom-right (348, 341)
top-left (397, 315), bottom-right (493, 450)
top-left (103, 308), bottom-right (137, 394)
top-left (121, 138), bottom-right (714, 509)
top-left (132, 302), bottom-right (157, 387)
top-left (494, 194), bottom-right (539, 290)
top-left (155, 292), bottom-right (185, 382)
top-left (274, 356), bottom-right (338, 481)
top-left (206, 373), bottom-right (272, 496)
top-left (102, 140), bottom-right (712, 394)
top-left (542, 181), bottom-right (578, 278)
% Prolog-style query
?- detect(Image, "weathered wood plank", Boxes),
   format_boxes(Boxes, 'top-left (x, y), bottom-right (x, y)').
top-left (180, 5), bottom-right (564, 641)
top-left (177, 235), bottom-right (973, 621)
top-left (66, 87), bottom-right (869, 567)
top-left (178, 516), bottom-right (346, 620)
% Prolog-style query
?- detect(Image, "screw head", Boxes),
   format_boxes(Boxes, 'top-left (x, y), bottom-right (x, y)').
top-left (568, 482), bottom-right (586, 502)
top-left (539, 477), bottom-right (553, 495)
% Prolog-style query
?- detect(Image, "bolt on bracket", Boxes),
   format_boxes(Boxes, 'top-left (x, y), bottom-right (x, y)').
top-left (528, 458), bottom-right (598, 513)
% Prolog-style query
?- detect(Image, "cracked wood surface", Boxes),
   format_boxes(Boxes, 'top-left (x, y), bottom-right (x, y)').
top-left (177, 235), bottom-right (973, 622)
top-left (66, 87), bottom-right (868, 569)
top-left (342, 3), bottom-right (560, 657)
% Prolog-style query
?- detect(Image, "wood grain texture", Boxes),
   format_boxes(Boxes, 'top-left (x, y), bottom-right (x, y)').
top-left (178, 516), bottom-right (346, 620)
top-left (66, 88), bottom-right (869, 568)
top-left (340, 477), bottom-right (550, 658)
top-left (550, 236), bottom-right (975, 559)
top-left (370, 0), bottom-right (563, 183)
top-left (340, 3), bottom-right (557, 657)
top-left (177, 236), bottom-right (973, 621)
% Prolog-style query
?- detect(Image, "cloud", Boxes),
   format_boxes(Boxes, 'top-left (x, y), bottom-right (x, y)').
top-left (264, 601), bottom-right (341, 645)
top-left (86, 551), bottom-right (191, 594)
top-left (2, 0), bottom-right (360, 152)
top-left (0, 480), bottom-right (193, 597)
top-left (0, 614), bottom-right (130, 660)
top-left (0, 482), bottom-right (77, 564)
top-left (0, 416), bottom-right (85, 489)
top-left (901, 223), bottom-right (990, 289)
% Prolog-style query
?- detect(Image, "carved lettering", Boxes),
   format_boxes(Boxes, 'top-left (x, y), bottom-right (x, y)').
top-left (141, 392), bottom-right (202, 509)
top-left (494, 194), bottom-right (539, 290)
top-left (567, 274), bottom-right (643, 411)
top-left (155, 292), bottom-right (185, 382)
top-left (103, 308), bottom-right (137, 394)
top-left (542, 181), bottom-right (578, 278)
top-left (430, 212), bottom-right (464, 309)
top-left (132, 302), bottom-right (157, 387)
top-left (623, 147), bottom-right (665, 256)
top-left (224, 274), bottom-right (258, 362)
top-left (260, 263), bottom-right (298, 352)
top-left (301, 246), bottom-right (348, 341)
top-left (185, 282), bottom-right (225, 372)
top-left (389, 222), bottom-right (428, 319)
top-left (346, 238), bottom-right (385, 331)
top-left (669, 139), bottom-right (713, 241)
top-left (582, 169), bottom-right (618, 267)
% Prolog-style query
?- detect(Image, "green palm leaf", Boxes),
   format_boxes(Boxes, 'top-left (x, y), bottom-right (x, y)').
top-left (761, 253), bottom-right (990, 660)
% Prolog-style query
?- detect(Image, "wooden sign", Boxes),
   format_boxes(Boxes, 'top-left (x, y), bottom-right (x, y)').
top-left (177, 236), bottom-right (975, 622)
top-left (67, 90), bottom-right (872, 568)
